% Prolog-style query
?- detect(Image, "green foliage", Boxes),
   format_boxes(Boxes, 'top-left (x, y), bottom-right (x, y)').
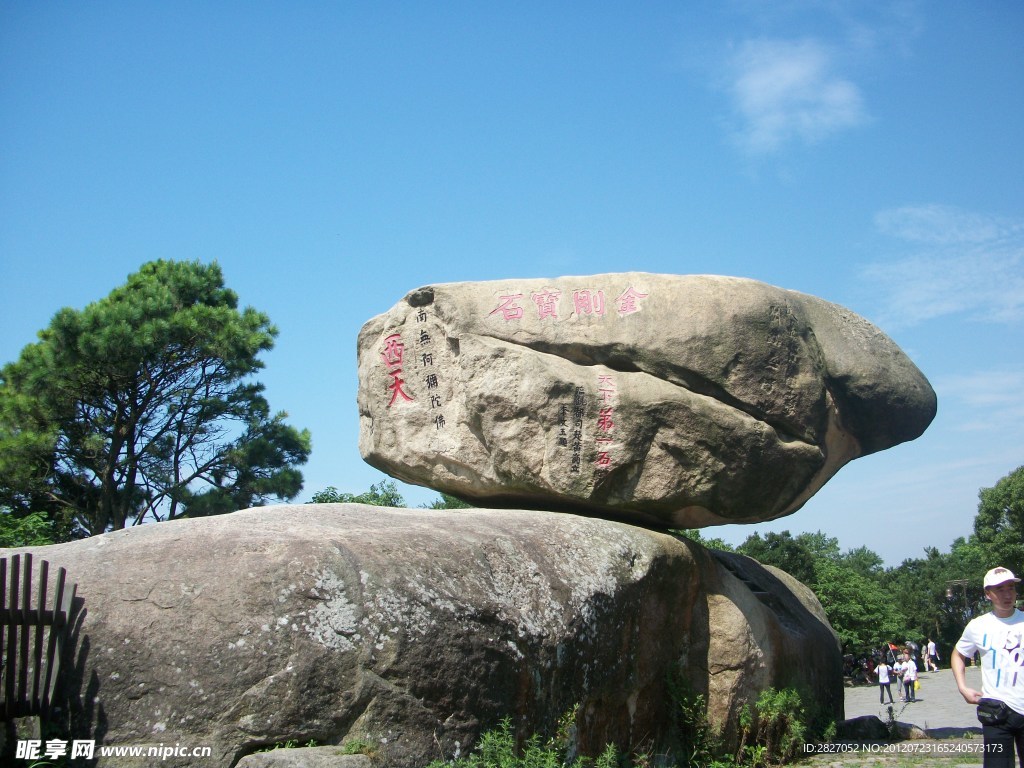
top-left (255, 738), bottom-right (320, 752)
top-left (668, 672), bottom-right (815, 768)
top-left (308, 480), bottom-right (406, 506)
top-left (340, 738), bottom-right (379, 756)
top-left (810, 557), bottom-right (901, 651)
top-left (732, 469), bottom-right (1023, 658)
top-left (423, 492), bottom-right (475, 510)
top-left (720, 466), bottom-right (1024, 659)
top-left (0, 509), bottom-right (58, 546)
top-left (736, 531), bottom-right (900, 651)
top-left (0, 260), bottom-right (310, 537)
top-left (735, 688), bottom-right (806, 766)
top-left (884, 499), bottom-right (1019, 655)
top-left (973, 465), bottom-right (1024, 580)
top-left (308, 482), bottom-right (475, 509)
top-left (676, 467), bottom-right (1024, 659)
top-left (428, 682), bottom-right (815, 768)
top-left (592, 745), bottom-right (619, 768)
top-left (671, 529), bottom-right (736, 552)
top-left (883, 542), bottom-right (986, 656)
top-left (672, 678), bottom-right (820, 767)
top-left (668, 676), bottom-right (725, 768)
top-left (883, 702), bottom-right (908, 740)
top-left (737, 532), bottom-right (817, 585)
top-left (425, 718), bottom-right (520, 768)
top-left (425, 712), bottom-right (616, 768)
top-left (842, 545), bottom-right (885, 578)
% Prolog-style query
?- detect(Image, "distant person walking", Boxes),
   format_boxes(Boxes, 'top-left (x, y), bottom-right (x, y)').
top-left (952, 566), bottom-right (1024, 767)
top-left (927, 638), bottom-right (941, 672)
top-left (876, 657), bottom-right (896, 704)
top-left (902, 651), bottom-right (918, 702)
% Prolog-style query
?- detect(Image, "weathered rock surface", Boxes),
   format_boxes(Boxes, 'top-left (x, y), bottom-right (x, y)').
top-left (834, 715), bottom-right (890, 742)
top-left (11, 504), bottom-right (842, 767)
top-left (357, 273), bottom-right (936, 527)
top-left (236, 750), bottom-right (371, 768)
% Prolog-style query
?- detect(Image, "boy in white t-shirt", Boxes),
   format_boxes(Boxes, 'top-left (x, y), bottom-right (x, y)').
top-left (953, 567), bottom-right (1024, 767)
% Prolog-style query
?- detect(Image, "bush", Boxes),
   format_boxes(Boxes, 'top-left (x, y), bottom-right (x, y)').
top-left (0, 510), bottom-right (57, 547)
top-left (735, 688), bottom-right (806, 765)
top-left (429, 683), bottom-right (816, 768)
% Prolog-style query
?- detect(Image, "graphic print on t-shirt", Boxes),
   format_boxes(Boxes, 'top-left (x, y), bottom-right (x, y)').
top-left (983, 625), bottom-right (1024, 688)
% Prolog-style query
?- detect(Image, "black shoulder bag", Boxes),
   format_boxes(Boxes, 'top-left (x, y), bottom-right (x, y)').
top-left (977, 697), bottom-right (1011, 726)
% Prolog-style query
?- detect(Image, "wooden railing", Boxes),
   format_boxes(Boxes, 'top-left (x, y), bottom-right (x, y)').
top-left (0, 554), bottom-right (76, 719)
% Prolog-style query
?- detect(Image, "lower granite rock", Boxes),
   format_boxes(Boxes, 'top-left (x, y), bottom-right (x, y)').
top-left (236, 749), bottom-right (371, 768)
top-left (8, 504), bottom-right (842, 767)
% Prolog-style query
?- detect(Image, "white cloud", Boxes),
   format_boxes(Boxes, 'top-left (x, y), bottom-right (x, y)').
top-left (934, 369), bottom-right (1024, 432)
top-left (936, 369), bottom-right (1024, 408)
top-left (874, 204), bottom-right (1024, 245)
top-left (726, 38), bottom-right (867, 153)
top-left (863, 205), bottom-right (1024, 326)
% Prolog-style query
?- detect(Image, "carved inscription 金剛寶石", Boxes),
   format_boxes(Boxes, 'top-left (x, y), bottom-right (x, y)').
top-left (488, 286), bottom-right (649, 322)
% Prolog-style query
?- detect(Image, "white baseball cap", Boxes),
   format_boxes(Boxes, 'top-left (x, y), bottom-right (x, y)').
top-left (983, 567), bottom-right (1021, 589)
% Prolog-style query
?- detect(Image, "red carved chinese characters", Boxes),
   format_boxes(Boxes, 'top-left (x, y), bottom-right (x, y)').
top-left (487, 285), bottom-right (647, 321)
top-left (572, 289), bottom-right (606, 317)
top-left (381, 334), bottom-right (405, 367)
top-left (531, 289), bottom-right (561, 319)
top-left (615, 287), bottom-right (649, 316)
top-left (488, 294), bottom-right (524, 321)
top-left (381, 333), bottom-right (414, 407)
top-left (595, 374), bottom-right (616, 470)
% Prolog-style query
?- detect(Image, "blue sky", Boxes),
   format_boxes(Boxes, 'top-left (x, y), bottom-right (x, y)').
top-left (1, 1), bottom-right (1021, 565)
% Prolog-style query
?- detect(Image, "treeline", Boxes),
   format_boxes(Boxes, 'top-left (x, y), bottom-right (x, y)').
top-left (683, 464), bottom-right (1023, 660)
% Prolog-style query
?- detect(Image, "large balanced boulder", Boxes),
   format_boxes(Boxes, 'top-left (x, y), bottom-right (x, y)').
top-left (10, 504), bottom-right (841, 767)
top-left (358, 273), bottom-right (936, 527)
